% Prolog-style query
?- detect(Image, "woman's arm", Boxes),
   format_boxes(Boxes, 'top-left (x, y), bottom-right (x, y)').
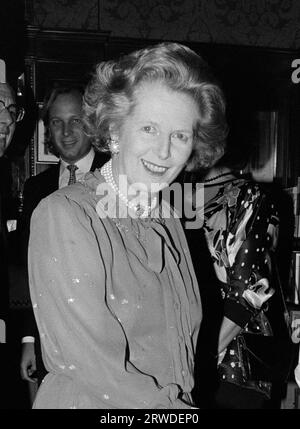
top-left (221, 186), bottom-right (279, 344)
top-left (218, 316), bottom-right (242, 354)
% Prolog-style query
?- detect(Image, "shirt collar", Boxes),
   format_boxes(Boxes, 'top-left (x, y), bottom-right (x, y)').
top-left (60, 147), bottom-right (95, 174)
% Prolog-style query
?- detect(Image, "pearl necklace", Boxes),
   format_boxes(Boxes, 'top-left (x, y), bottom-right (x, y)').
top-left (100, 159), bottom-right (157, 218)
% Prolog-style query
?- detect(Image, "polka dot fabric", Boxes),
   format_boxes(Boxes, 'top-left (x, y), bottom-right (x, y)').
top-left (202, 179), bottom-right (279, 399)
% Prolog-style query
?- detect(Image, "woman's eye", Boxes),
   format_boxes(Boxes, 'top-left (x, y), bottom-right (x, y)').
top-left (142, 125), bottom-right (156, 134)
top-left (171, 132), bottom-right (190, 143)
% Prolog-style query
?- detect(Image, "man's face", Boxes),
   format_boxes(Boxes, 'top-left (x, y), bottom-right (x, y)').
top-left (0, 83), bottom-right (16, 157)
top-left (48, 92), bottom-right (91, 163)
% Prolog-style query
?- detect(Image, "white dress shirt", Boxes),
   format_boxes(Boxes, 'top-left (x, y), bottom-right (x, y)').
top-left (22, 147), bottom-right (96, 344)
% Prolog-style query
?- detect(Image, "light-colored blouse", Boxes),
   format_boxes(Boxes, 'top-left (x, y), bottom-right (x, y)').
top-left (28, 169), bottom-right (201, 409)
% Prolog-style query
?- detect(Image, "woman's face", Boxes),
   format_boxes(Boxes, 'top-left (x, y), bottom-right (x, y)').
top-left (112, 82), bottom-right (199, 195)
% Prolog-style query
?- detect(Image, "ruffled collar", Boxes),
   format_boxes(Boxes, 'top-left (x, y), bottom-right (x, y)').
top-left (81, 169), bottom-right (180, 273)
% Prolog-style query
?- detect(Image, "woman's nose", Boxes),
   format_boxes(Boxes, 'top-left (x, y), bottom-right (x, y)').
top-left (156, 136), bottom-right (171, 160)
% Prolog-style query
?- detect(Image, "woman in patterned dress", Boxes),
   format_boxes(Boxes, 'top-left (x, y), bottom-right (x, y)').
top-left (186, 152), bottom-right (280, 408)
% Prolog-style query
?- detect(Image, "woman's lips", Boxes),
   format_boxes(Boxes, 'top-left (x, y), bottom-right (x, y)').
top-left (141, 159), bottom-right (169, 176)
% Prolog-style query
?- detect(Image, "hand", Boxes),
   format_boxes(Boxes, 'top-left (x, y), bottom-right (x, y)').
top-left (217, 348), bottom-right (227, 365)
top-left (20, 342), bottom-right (37, 383)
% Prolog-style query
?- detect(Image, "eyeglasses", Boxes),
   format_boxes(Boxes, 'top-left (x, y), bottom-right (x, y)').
top-left (0, 101), bottom-right (25, 123)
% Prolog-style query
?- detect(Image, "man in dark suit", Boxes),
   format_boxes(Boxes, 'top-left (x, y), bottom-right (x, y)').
top-left (1, 78), bottom-right (25, 329)
top-left (19, 85), bottom-right (109, 387)
top-left (0, 75), bottom-right (25, 407)
top-left (0, 81), bottom-right (17, 337)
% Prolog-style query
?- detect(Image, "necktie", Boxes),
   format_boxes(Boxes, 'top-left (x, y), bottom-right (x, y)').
top-left (67, 164), bottom-right (78, 185)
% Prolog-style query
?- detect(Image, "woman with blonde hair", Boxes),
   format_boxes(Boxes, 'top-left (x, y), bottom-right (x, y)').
top-left (28, 42), bottom-right (227, 409)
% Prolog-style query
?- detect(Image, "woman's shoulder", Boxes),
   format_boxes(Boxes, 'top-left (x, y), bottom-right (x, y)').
top-left (51, 170), bottom-right (105, 203)
top-left (232, 178), bottom-right (271, 199)
top-left (33, 180), bottom-right (98, 222)
top-left (47, 182), bottom-right (89, 204)
top-left (233, 179), bottom-right (279, 219)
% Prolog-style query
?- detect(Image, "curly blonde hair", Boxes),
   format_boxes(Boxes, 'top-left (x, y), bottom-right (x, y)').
top-left (84, 42), bottom-right (228, 171)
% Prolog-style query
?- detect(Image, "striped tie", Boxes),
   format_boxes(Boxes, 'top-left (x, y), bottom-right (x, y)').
top-left (67, 164), bottom-right (78, 185)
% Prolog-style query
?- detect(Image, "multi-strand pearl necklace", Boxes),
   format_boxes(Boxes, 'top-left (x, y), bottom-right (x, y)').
top-left (101, 159), bottom-right (157, 218)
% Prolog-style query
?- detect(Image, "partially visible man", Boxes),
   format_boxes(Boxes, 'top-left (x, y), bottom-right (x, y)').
top-left (19, 85), bottom-right (109, 387)
top-left (0, 82), bottom-right (16, 156)
top-left (0, 79), bottom-right (24, 408)
top-left (0, 81), bottom-right (24, 332)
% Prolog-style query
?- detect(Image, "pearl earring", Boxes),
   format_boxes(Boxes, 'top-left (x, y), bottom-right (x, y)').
top-left (108, 138), bottom-right (120, 155)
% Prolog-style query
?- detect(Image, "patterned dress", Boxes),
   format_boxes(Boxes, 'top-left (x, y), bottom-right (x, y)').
top-left (202, 178), bottom-right (279, 398)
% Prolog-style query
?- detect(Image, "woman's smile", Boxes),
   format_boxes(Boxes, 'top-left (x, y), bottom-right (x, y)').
top-left (113, 81), bottom-right (199, 194)
top-left (141, 159), bottom-right (169, 176)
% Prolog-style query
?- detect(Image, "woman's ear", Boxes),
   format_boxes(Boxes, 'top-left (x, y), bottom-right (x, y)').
top-left (108, 124), bottom-right (119, 143)
top-left (107, 125), bottom-right (120, 155)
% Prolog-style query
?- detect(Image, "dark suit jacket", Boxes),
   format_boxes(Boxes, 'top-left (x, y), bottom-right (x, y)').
top-left (0, 191), bottom-right (9, 322)
top-left (0, 157), bottom-right (11, 321)
top-left (19, 151), bottom-right (110, 339)
top-left (0, 157), bottom-right (13, 405)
